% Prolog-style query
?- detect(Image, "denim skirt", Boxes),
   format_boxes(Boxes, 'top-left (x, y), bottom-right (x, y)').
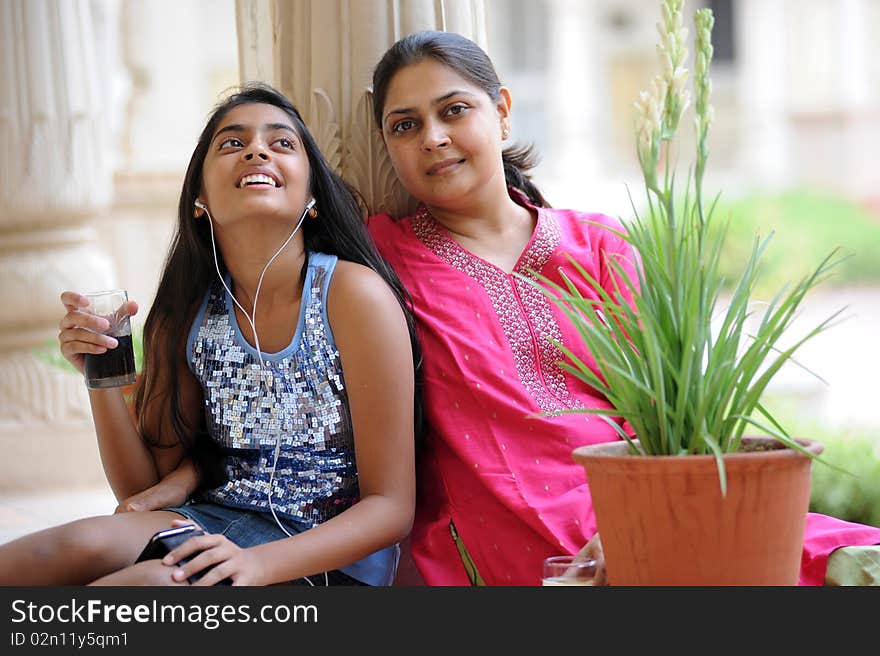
top-left (165, 500), bottom-right (368, 586)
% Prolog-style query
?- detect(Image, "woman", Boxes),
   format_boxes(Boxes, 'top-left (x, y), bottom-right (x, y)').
top-left (366, 30), bottom-right (880, 586)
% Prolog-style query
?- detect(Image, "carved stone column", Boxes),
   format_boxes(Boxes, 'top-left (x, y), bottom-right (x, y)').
top-left (0, 0), bottom-right (119, 491)
top-left (235, 0), bottom-right (488, 218)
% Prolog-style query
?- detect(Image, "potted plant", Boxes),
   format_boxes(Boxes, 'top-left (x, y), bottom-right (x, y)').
top-left (531, 0), bottom-right (842, 585)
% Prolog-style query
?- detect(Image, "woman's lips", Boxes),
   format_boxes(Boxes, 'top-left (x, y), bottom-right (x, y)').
top-left (427, 158), bottom-right (464, 176)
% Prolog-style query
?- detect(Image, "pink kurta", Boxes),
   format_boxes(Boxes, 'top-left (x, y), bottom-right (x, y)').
top-left (368, 192), bottom-right (880, 586)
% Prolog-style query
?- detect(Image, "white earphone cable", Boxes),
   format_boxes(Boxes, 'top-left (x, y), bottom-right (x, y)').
top-left (202, 199), bottom-right (329, 586)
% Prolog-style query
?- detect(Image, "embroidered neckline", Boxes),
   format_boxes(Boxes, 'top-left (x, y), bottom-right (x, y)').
top-left (411, 202), bottom-right (578, 412)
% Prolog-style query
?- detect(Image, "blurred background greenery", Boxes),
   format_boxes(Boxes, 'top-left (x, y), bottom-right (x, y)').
top-left (762, 393), bottom-right (880, 528)
top-left (711, 189), bottom-right (880, 293)
top-left (716, 189), bottom-right (880, 526)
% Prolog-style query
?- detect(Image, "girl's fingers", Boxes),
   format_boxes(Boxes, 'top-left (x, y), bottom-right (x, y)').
top-left (171, 545), bottom-right (229, 583)
top-left (190, 560), bottom-right (233, 587)
top-left (60, 342), bottom-right (107, 358)
top-left (60, 291), bottom-right (89, 312)
top-left (60, 327), bottom-right (118, 350)
top-left (161, 534), bottom-right (223, 567)
top-left (59, 310), bottom-right (110, 333)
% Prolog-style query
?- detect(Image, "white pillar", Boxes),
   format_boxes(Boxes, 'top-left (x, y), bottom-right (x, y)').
top-left (544, 0), bottom-right (601, 191)
top-left (0, 0), bottom-right (121, 490)
top-left (736, 0), bottom-right (792, 189)
top-left (836, 0), bottom-right (874, 199)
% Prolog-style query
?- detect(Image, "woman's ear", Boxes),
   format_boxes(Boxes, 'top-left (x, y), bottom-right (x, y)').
top-left (498, 87), bottom-right (513, 138)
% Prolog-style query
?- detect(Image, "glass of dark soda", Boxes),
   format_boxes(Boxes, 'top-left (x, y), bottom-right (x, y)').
top-left (82, 289), bottom-right (136, 389)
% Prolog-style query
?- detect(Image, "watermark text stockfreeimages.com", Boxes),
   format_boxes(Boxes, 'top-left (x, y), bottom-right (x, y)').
top-left (10, 597), bottom-right (317, 631)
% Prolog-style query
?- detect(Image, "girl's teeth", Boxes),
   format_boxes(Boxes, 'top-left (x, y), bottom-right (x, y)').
top-left (239, 174), bottom-right (276, 188)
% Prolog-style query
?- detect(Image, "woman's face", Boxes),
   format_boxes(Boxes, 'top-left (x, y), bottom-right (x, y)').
top-left (199, 102), bottom-right (312, 227)
top-left (379, 58), bottom-right (511, 209)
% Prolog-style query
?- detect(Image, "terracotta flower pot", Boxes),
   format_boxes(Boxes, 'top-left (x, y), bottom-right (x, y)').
top-left (572, 436), bottom-right (823, 586)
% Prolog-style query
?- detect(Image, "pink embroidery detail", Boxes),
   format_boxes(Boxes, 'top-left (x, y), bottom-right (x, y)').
top-left (412, 206), bottom-right (578, 412)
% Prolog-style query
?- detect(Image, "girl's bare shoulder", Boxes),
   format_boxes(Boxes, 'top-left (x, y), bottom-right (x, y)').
top-left (327, 260), bottom-right (403, 320)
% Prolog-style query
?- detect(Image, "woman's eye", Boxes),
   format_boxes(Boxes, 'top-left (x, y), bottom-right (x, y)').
top-left (274, 137), bottom-right (295, 149)
top-left (392, 119), bottom-right (415, 135)
top-left (445, 104), bottom-right (467, 117)
top-left (218, 137), bottom-right (243, 149)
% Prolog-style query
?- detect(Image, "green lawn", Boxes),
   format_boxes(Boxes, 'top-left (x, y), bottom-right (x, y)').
top-left (708, 189), bottom-right (880, 293)
top-left (759, 393), bottom-right (880, 529)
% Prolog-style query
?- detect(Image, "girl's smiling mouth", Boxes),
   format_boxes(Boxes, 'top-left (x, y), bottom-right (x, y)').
top-left (236, 169), bottom-right (281, 188)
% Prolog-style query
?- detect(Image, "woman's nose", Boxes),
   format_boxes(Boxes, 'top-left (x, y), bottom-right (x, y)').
top-left (421, 123), bottom-right (450, 152)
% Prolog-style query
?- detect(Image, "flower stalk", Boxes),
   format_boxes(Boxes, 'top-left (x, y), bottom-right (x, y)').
top-left (526, 0), bottom-right (842, 493)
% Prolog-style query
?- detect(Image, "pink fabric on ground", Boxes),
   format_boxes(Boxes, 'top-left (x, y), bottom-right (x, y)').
top-left (800, 513), bottom-right (880, 585)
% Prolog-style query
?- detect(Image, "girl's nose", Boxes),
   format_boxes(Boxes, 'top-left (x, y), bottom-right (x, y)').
top-left (243, 141), bottom-right (270, 161)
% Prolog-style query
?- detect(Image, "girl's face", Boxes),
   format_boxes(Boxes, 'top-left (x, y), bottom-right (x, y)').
top-left (199, 102), bottom-right (312, 227)
top-left (379, 58), bottom-right (511, 209)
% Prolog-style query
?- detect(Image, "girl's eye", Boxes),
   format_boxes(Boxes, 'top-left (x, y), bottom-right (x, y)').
top-left (218, 137), bottom-right (244, 149)
top-left (391, 119), bottom-right (416, 135)
top-left (274, 137), bottom-right (295, 149)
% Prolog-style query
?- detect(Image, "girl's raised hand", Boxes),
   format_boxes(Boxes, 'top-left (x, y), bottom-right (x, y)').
top-left (162, 519), bottom-right (268, 586)
top-left (58, 291), bottom-right (139, 374)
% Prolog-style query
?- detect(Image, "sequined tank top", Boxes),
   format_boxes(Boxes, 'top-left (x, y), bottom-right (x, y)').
top-left (186, 252), bottom-right (357, 528)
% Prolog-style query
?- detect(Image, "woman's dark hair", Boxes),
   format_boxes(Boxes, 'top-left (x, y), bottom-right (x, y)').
top-left (372, 30), bottom-right (549, 208)
top-left (134, 82), bottom-right (424, 489)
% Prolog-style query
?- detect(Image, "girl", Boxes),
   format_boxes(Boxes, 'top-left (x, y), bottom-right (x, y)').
top-left (0, 83), bottom-right (419, 586)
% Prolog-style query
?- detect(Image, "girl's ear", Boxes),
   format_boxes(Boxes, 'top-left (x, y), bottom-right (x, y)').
top-left (193, 198), bottom-right (207, 218)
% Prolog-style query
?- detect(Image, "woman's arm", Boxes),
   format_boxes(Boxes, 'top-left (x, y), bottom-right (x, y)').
top-left (59, 292), bottom-right (202, 502)
top-left (162, 262), bottom-right (416, 585)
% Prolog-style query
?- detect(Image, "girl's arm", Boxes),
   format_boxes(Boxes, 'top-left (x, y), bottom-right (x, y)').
top-left (162, 262), bottom-right (416, 585)
top-left (59, 292), bottom-right (202, 502)
top-left (115, 458), bottom-right (200, 513)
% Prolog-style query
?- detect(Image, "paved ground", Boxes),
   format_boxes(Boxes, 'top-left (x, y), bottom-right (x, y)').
top-left (1, 285), bottom-right (877, 547)
top-left (0, 485), bottom-right (115, 546)
top-left (764, 285), bottom-right (880, 435)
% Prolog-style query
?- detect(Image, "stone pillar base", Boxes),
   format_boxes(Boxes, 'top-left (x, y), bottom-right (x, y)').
top-left (0, 355), bottom-right (107, 492)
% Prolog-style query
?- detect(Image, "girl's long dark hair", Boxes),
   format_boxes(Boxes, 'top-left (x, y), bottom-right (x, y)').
top-left (134, 83), bottom-right (424, 489)
top-left (371, 30), bottom-right (549, 208)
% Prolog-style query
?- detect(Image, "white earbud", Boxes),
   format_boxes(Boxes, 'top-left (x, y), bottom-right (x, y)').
top-left (194, 199), bottom-right (207, 211)
top-left (305, 198), bottom-right (316, 211)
